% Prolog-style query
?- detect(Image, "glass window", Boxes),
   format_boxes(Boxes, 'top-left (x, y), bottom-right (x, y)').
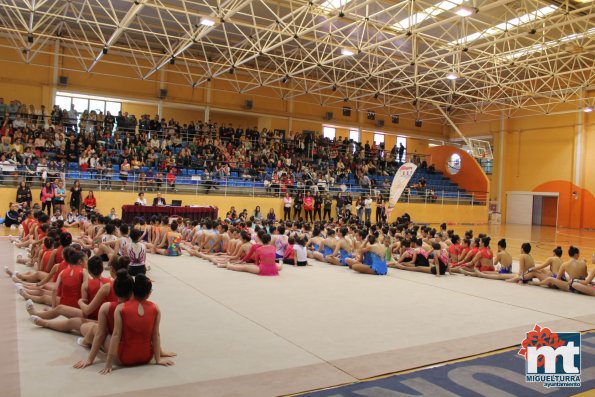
top-left (373, 133), bottom-right (385, 146)
top-left (71, 97), bottom-right (88, 114)
top-left (55, 92), bottom-right (123, 131)
top-left (89, 100), bottom-right (105, 114)
top-left (323, 126), bottom-right (336, 140)
top-left (447, 153), bottom-right (462, 175)
top-left (349, 129), bottom-right (359, 142)
top-left (105, 101), bottom-right (121, 116)
top-left (55, 96), bottom-right (71, 110)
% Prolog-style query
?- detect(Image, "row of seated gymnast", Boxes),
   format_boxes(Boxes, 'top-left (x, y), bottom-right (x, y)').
top-left (6, 209), bottom-right (175, 374)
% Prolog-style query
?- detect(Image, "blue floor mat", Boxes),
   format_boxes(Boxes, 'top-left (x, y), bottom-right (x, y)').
top-left (301, 333), bottom-right (595, 397)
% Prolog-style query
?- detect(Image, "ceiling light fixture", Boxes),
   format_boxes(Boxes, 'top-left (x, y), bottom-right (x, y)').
top-left (455, 6), bottom-right (474, 17)
top-left (200, 17), bottom-right (216, 27)
top-left (446, 72), bottom-right (459, 80)
top-left (584, 106), bottom-right (593, 113)
top-left (340, 48), bottom-right (355, 56)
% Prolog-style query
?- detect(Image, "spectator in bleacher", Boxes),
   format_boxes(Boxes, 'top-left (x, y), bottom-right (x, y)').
top-left (0, 97), bottom-right (6, 126)
top-left (202, 170), bottom-right (218, 194)
top-left (104, 160), bottom-right (113, 190)
top-left (67, 104), bottom-right (78, 133)
top-left (120, 158), bottom-right (131, 190)
top-left (153, 192), bottom-right (166, 206)
top-left (16, 180), bottom-right (32, 208)
top-left (104, 111), bottom-right (115, 133)
top-left (398, 142), bottom-right (405, 163)
top-left (155, 172), bottom-right (164, 191)
top-left (83, 190), bottom-right (96, 212)
top-left (166, 168), bottom-right (177, 192)
top-left (360, 173), bottom-right (371, 190)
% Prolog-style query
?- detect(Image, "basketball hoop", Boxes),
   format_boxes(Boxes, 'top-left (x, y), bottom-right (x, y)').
top-left (468, 138), bottom-right (493, 161)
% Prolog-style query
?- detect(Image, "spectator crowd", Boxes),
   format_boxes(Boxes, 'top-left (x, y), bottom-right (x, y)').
top-left (0, 97), bottom-right (413, 195)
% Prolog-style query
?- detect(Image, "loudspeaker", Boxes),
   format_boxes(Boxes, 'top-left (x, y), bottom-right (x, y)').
top-left (376, 119), bottom-right (384, 128)
top-left (159, 89), bottom-right (168, 99)
top-left (391, 115), bottom-right (399, 124)
top-left (324, 112), bottom-right (333, 121)
top-left (58, 76), bottom-right (68, 86)
top-left (342, 106), bottom-right (351, 117)
top-left (245, 100), bottom-right (253, 109)
top-left (367, 110), bottom-right (375, 120)
top-left (415, 119), bottom-right (423, 127)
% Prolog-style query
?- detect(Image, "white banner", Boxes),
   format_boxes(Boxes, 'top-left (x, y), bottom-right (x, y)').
top-left (386, 162), bottom-right (417, 219)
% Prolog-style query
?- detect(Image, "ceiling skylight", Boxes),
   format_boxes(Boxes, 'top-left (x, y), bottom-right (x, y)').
top-left (320, 0), bottom-right (353, 11)
top-left (449, 5), bottom-right (558, 45)
top-left (501, 26), bottom-right (595, 60)
top-left (393, 0), bottom-right (465, 31)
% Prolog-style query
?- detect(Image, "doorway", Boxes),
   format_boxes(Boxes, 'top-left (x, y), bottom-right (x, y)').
top-left (532, 195), bottom-right (558, 226)
top-left (506, 192), bottom-right (559, 226)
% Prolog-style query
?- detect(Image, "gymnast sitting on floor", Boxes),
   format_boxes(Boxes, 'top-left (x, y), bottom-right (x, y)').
top-left (101, 274), bottom-right (175, 373)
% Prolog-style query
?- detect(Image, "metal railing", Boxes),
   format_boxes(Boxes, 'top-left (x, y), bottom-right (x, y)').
top-left (0, 168), bottom-right (488, 206)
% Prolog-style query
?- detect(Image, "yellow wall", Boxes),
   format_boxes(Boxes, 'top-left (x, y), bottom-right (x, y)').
top-left (458, 98), bottom-right (595, 228)
top-left (0, 187), bottom-right (487, 226)
top-left (121, 103), bottom-right (157, 117)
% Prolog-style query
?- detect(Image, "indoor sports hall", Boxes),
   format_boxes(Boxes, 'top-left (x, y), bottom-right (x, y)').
top-left (0, 1), bottom-right (594, 397)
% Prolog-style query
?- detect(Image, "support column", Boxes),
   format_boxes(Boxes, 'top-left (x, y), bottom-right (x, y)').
top-left (572, 93), bottom-right (586, 228)
top-left (157, 69), bottom-right (165, 117)
top-left (288, 96), bottom-right (294, 132)
top-left (497, 112), bottom-right (505, 212)
top-left (51, 39), bottom-right (60, 105)
top-left (204, 80), bottom-right (212, 122)
top-left (574, 92), bottom-right (584, 187)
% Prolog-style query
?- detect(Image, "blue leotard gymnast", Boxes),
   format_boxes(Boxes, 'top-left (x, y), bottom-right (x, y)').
top-left (362, 251), bottom-right (387, 275)
top-left (339, 248), bottom-right (353, 266)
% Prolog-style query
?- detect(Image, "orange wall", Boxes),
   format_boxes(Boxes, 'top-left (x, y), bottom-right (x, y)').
top-left (459, 98), bottom-right (595, 229)
top-left (426, 146), bottom-right (490, 194)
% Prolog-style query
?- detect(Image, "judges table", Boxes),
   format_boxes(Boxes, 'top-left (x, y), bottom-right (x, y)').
top-left (121, 205), bottom-right (218, 223)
